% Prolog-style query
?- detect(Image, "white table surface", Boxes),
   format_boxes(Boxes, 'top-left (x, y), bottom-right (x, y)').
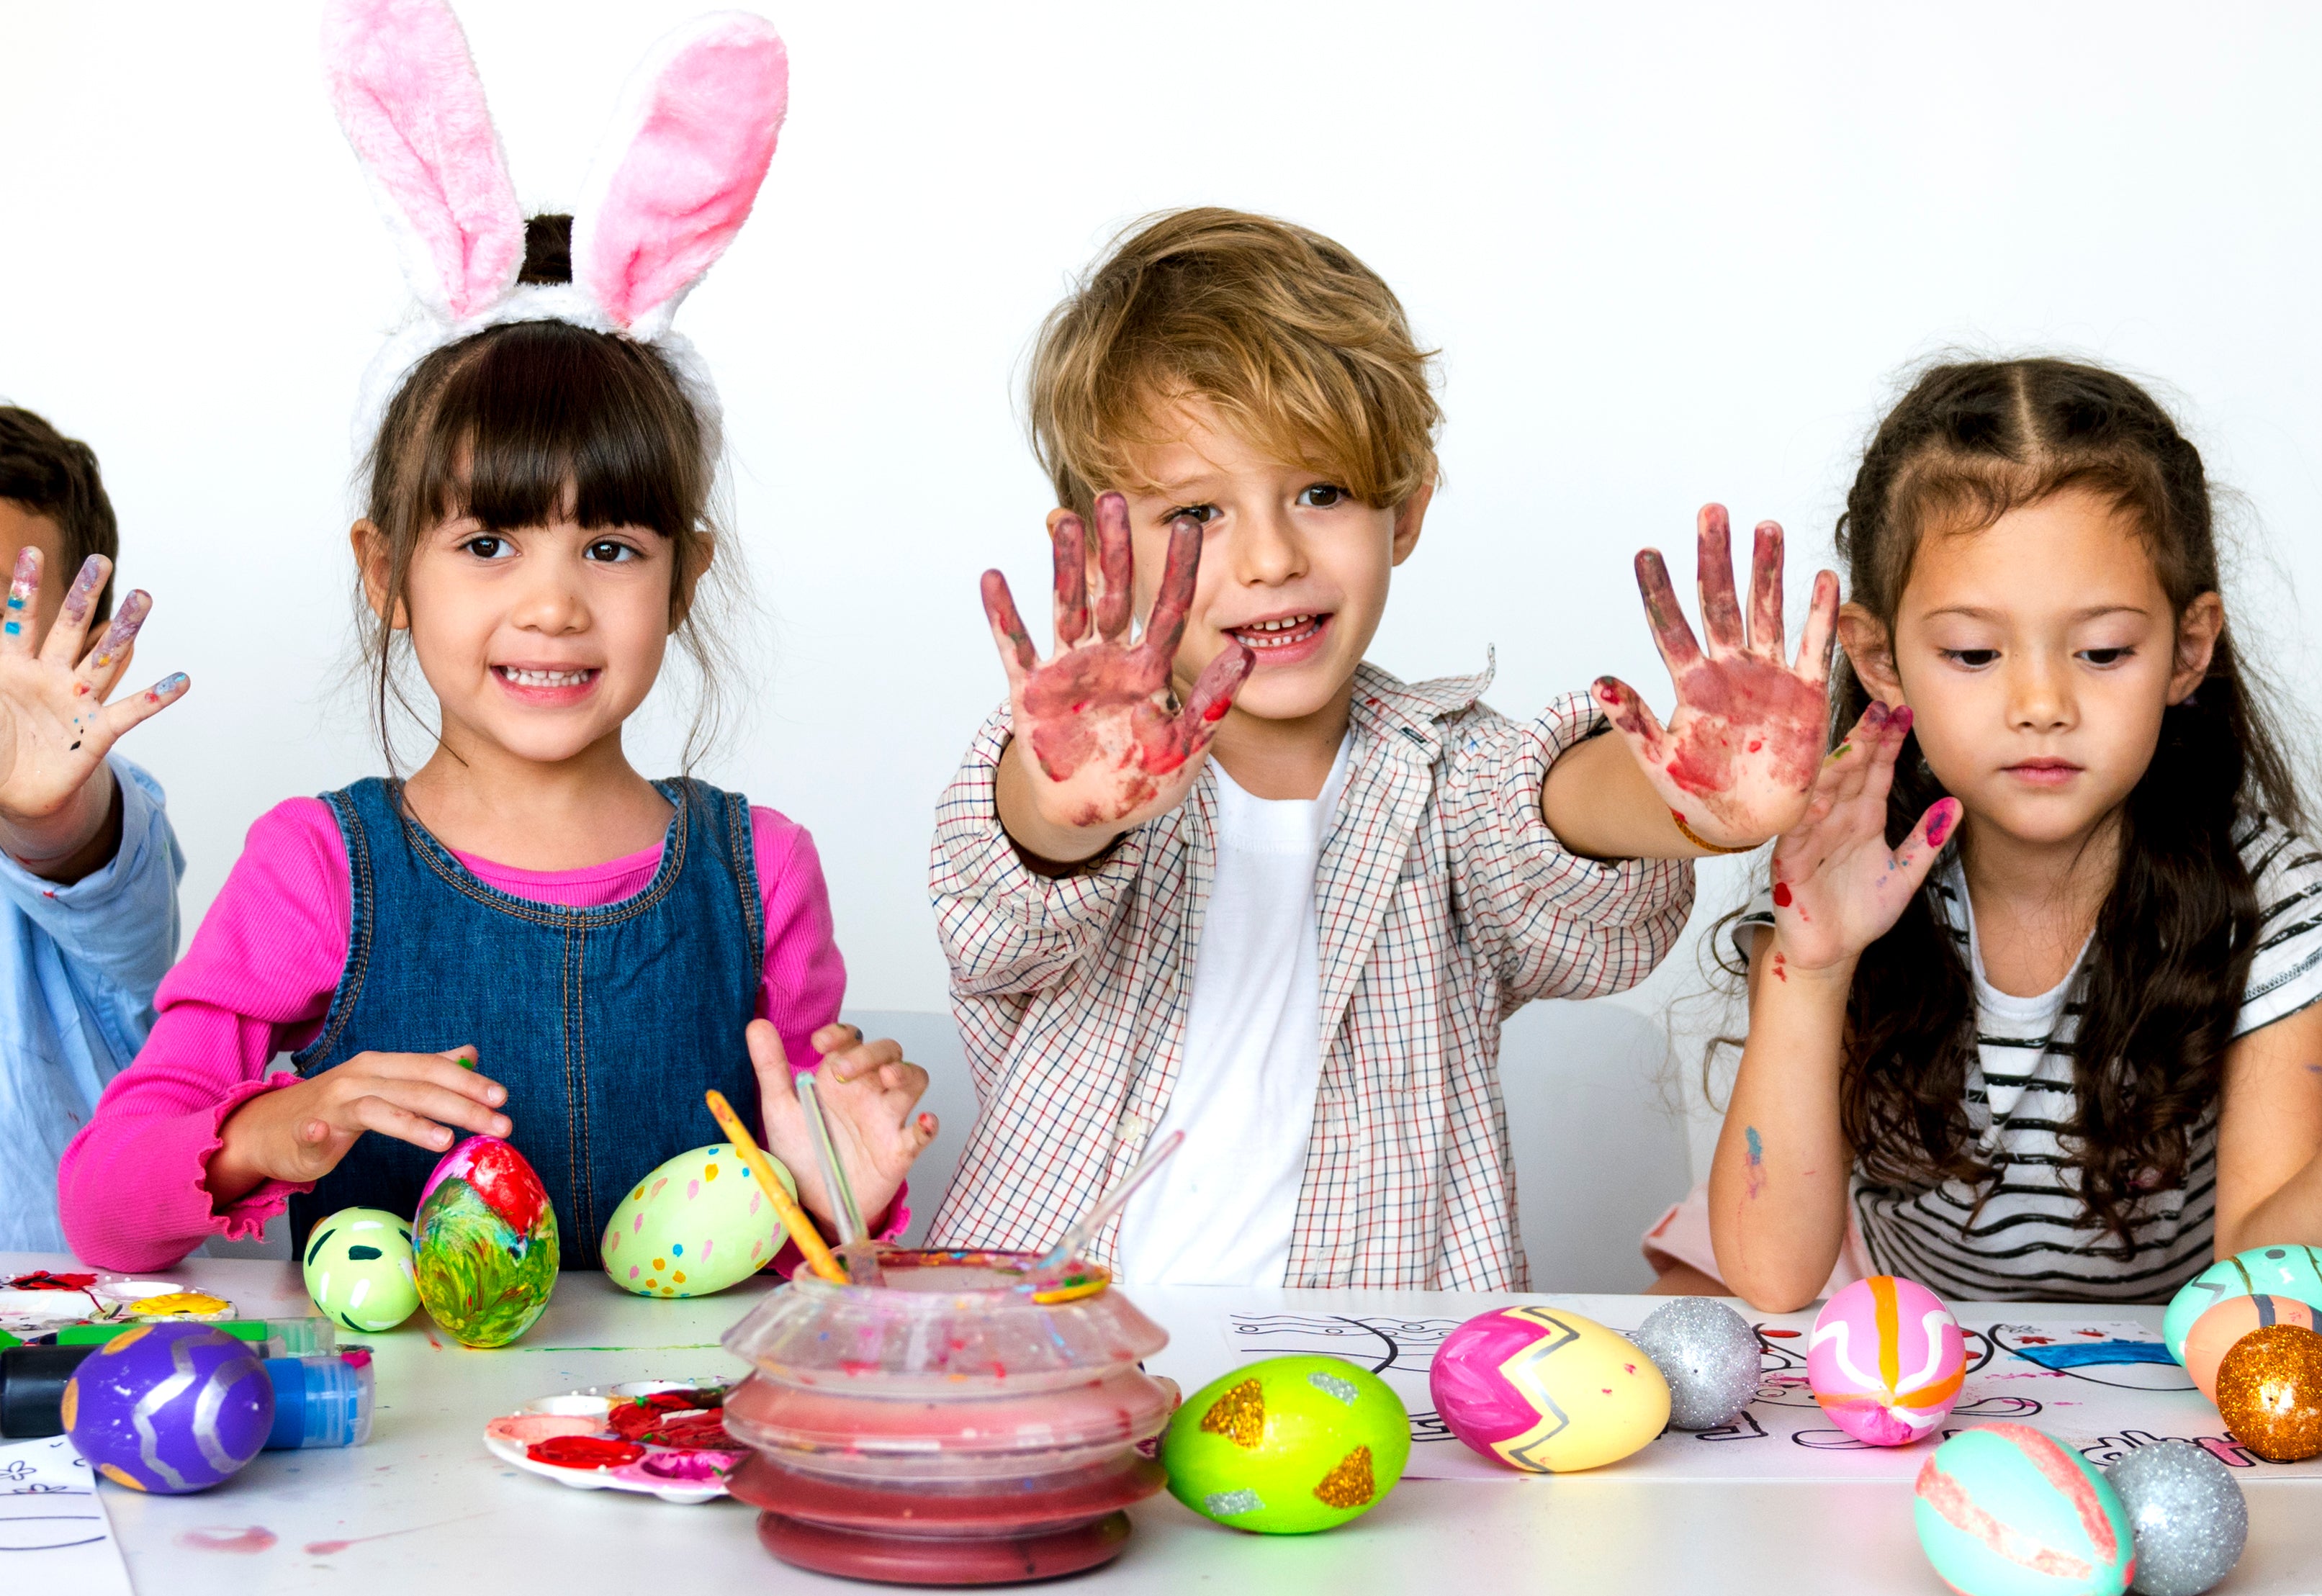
top-left (9, 1252), bottom-right (2318, 1595)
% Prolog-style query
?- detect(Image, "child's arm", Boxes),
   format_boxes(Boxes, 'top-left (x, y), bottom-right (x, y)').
top-left (1708, 703), bottom-right (1961, 1311)
top-left (1545, 506), bottom-right (1839, 860)
top-left (981, 495), bottom-right (1252, 866)
top-left (2213, 1001), bottom-right (2322, 1255)
top-left (0, 550), bottom-right (186, 881)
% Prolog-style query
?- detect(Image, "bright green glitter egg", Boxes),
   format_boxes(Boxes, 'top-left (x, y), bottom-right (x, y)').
top-left (1163, 1355), bottom-right (1411, 1534)
top-left (302, 1207), bottom-right (419, 1333)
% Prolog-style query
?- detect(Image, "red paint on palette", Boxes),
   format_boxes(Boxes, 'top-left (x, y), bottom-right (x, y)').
top-left (528, 1435), bottom-right (646, 1470)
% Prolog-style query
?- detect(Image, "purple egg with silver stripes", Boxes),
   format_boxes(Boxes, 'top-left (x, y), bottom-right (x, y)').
top-left (63, 1323), bottom-right (274, 1492)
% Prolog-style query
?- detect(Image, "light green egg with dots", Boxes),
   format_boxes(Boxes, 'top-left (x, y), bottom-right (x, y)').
top-left (600, 1142), bottom-right (797, 1298)
top-left (302, 1207), bottom-right (420, 1332)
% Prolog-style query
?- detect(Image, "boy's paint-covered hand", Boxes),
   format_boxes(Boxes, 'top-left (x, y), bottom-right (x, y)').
top-left (0, 548), bottom-right (188, 872)
top-left (751, 1020), bottom-right (935, 1237)
top-left (981, 492), bottom-right (1254, 842)
top-left (1763, 702), bottom-right (1961, 974)
top-left (204, 1046), bottom-right (510, 1206)
top-left (1593, 506), bottom-right (1840, 850)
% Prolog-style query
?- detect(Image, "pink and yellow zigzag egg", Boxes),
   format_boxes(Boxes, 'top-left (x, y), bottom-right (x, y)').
top-left (1806, 1275), bottom-right (1966, 1446)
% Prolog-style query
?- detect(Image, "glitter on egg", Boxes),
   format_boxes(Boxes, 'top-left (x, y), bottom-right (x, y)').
top-left (2213, 1322), bottom-right (2322, 1462)
top-left (1312, 1446), bottom-right (1375, 1508)
top-left (1200, 1379), bottom-right (1266, 1448)
top-left (1308, 1372), bottom-right (1359, 1405)
top-left (1205, 1489), bottom-right (1263, 1516)
top-left (1629, 1297), bottom-right (1763, 1430)
top-left (2105, 1441), bottom-right (2246, 1596)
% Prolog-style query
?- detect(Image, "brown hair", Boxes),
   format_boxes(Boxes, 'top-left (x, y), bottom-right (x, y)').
top-left (359, 305), bottom-right (732, 772)
top-left (1028, 207), bottom-right (1440, 515)
top-left (0, 406), bottom-right (118, 623)
top-left (1747, 357), bottom-right (2305, 1251)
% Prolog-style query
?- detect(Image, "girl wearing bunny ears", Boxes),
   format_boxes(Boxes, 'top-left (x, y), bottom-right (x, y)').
top-left (61, 0), bottom-right (935, 1273)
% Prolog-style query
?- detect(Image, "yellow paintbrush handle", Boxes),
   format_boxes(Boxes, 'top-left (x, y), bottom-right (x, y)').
top-left (706, 1088), bottom-right (847, 1285)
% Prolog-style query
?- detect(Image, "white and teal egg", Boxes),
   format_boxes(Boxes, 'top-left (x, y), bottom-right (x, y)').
top-left (600, 1142), bottom-right (797, 1298)
top-left (302, 1207), bottom-right (420, 1332)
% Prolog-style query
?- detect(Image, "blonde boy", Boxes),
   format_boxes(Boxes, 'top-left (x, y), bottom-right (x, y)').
top-left (930, 209), bottom-right (1835, 1289)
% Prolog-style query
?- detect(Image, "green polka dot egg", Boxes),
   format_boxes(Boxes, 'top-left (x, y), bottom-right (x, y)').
top-left (302, 1207), bottom-right (419, 1333)
top-left (1163, 1355), bottom-right (1411, 1534)
top-left (600, 1142), bottom-right (797, 1298)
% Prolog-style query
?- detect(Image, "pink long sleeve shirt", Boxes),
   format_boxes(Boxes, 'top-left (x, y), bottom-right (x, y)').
top-left (59, 797), bottom-right (858, 1272)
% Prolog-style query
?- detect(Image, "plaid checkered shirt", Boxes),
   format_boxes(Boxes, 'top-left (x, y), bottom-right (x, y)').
top-left (925, 660), bottom-right (1694, 1291)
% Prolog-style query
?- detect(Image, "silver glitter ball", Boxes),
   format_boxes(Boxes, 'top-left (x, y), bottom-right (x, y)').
top-left (1628, 1297), bottom-right (1761, 1430)
top-left (2107, 1441), bottom-right (2246, 1596)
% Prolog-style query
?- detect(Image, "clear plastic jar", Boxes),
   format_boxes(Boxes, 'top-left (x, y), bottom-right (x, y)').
top-left (719, 1250), bottom-right (1174, 1584)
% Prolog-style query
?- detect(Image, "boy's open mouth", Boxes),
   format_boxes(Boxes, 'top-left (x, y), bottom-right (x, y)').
top-left (1225, 613), bottom-right (1330, 655)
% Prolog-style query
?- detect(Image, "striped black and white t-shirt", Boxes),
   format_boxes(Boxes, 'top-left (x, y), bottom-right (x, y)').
top-left (1734, 815), bottom-right (2322, 1303)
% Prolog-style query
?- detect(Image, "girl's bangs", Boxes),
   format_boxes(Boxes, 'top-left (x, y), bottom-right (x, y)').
top-left (416, 321), bottom-right (702, 538)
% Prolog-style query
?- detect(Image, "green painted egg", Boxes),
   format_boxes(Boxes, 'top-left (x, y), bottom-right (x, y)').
top-left (1163, 1356), bottom-right (1411, 1534)
top-left (2164, 1244), bottom-right (2322, 1364)
top-left (601, 1142), bottom-right (797, 1298)
top-left (413, 1136), bottom-right (558, 1349)
top-left (301, 1207), bottom-right (418, 1333)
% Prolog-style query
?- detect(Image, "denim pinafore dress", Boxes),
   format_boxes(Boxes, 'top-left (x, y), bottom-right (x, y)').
top-left (288, 777), bottom-right (764, 1269)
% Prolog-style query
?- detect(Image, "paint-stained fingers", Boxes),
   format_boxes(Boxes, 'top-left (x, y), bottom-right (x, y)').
top-left (1794, 570), bottom-right (1840, 685)
top-left (37, 554), bottom-right (109, 667)
top-left (1633, 549), bottom-right (1706, 678)
top-left (1591, 676), bottom-right (1668, 765)
top-left (73, 589), bottom-right (150, 697)
top-left (1049, 515), bottom-right (1090, 649)
top-left (1695, 505), bottom-right (1745, 654)
top-left (1822, 702), bottom-right (1889, 814)
top-left (2, 546), bottom-right (38, 653)
top-left (1889, 797), bottom-right (1963, 887)
top-left (1092, 492), bottom-right (1135, 641)
top-left (1140, 516), bottom-right (1205, 677)
top-left (981, 571), bottom-right (1039, 682)
top-left (822, 1034), bottom-right (903, 1086)
top-left (93, 672), bottom-right (189, 745)
top-left (1180, 641), bottom-right (1254, 739)
top-left (1745, 522), bottom-right (1785, 659)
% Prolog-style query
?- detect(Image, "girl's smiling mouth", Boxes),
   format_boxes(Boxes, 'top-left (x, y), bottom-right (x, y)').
top-left (492, 664), bottom-right (601, 703)
top-left (1223, 611), bottom-right (1331, 665)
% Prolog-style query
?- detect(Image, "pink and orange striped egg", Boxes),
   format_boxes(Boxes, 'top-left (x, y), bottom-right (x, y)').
top-left (1807, 1274), bottom-right (1966, 1446)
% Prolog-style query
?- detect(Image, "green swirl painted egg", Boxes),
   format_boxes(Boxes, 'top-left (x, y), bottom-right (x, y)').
top-left (600, 1142), bottom-right (796, 1298)
top-left (1163, 1356), bottom-right (1411, 1534)
top-left (413, 1135), bottom-right (558, 1348)
top-left (302, 1207), bottom-right (418, 1333)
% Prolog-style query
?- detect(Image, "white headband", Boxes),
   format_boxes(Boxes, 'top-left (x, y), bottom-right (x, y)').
top-left (322, 0), bottom-right (788, 457)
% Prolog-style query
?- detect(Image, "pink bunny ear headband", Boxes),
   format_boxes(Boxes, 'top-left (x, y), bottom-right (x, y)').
top-left (321, 0), bottom-right (788, 454)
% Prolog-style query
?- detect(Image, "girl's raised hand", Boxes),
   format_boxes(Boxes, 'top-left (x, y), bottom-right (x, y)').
top-left (1593, 506), bottom-right (1840, 850)
top-left (0, 549), bottom-right (187, 838)
top-left (981, 493), bottom-right (1254, 837)
top-left (204, 1047), bottom-right (511, 1204)
top-left (751, 1020), bottom-right (936, 1236)
top-left (1765, 702), bottom-right (1961, 973)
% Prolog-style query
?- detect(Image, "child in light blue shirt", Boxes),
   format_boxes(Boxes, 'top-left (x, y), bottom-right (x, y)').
top-left (0, 407), bottom-right (189, 1251)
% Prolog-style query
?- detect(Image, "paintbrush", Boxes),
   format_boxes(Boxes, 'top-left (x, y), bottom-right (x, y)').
top-left (703, 1088), bottom-right (846, 1286)
top-left (1031, 1129), bottom-right (1185, 1279)
top-left (793, 1072), bottom-right (884, 1286)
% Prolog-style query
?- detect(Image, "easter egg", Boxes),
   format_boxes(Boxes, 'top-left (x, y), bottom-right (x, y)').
top-left (1162, 1356), bottom-right (1410, 1533)
top-left (302, 1207), bottom-right (419, 1333)
top-left (1428, 1305), bottom-right (1670, 1473)
top-left (600, 1142), bottom-right (796, 1298)
top-left (1914, 1423), bottom-right (2132, 1596)
top-left (2213, 1322), bottom-right (2322, 1463)
top-left (2162, 1244), bottom-right (2322, 1364)
top-left (1629, 1296), bottom-right (1762, 1430)
top-left (63, 1324), bottom-right (274, 1493)
top-left (413, 1135), bottom-right (558, 1348)
top-left (2181, 1293), bottom-right (2315, 1402)
top-left (1807, 1274), bottom-right (1964, 1446)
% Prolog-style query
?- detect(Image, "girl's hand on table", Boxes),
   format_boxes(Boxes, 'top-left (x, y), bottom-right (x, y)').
top-left (206, 1046), bottom-right (510, 1205)
top-left (1767, 701), bottom-right (1961, 974)
top-left (0, 549), bottom-right (187, 876)
top-left (1592, 505), bottom-right (1840, 851)
top-left (751, 1019), bottom-right (936, 1234)
top-left (982, 492), bottom-right (1253, 862)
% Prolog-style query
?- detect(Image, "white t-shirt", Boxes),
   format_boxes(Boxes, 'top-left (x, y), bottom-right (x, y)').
top-left (1114, 736), bottom-right (1354, 1286)
top-left (1732, 813), bottom-right (2322, 1302)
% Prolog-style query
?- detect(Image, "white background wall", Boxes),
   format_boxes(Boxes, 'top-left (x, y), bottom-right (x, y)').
top-left (10, 2), bottom-right (2322, 1211)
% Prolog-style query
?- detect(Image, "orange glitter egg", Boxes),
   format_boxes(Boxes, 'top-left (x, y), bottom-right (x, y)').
top-left (2214, 1322), bottom-right (2322, 1463)
top-left (2185, 1294), bottom-right (2316, 1400)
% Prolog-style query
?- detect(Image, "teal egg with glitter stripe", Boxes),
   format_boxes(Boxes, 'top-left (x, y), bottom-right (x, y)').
top-left (63, 1323), bottom-right (273, 1493)
top-left (1914, 1423), bottom-right (2131, 1596)
top-left (2164, 1245), bottom-right (2322, 1365)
